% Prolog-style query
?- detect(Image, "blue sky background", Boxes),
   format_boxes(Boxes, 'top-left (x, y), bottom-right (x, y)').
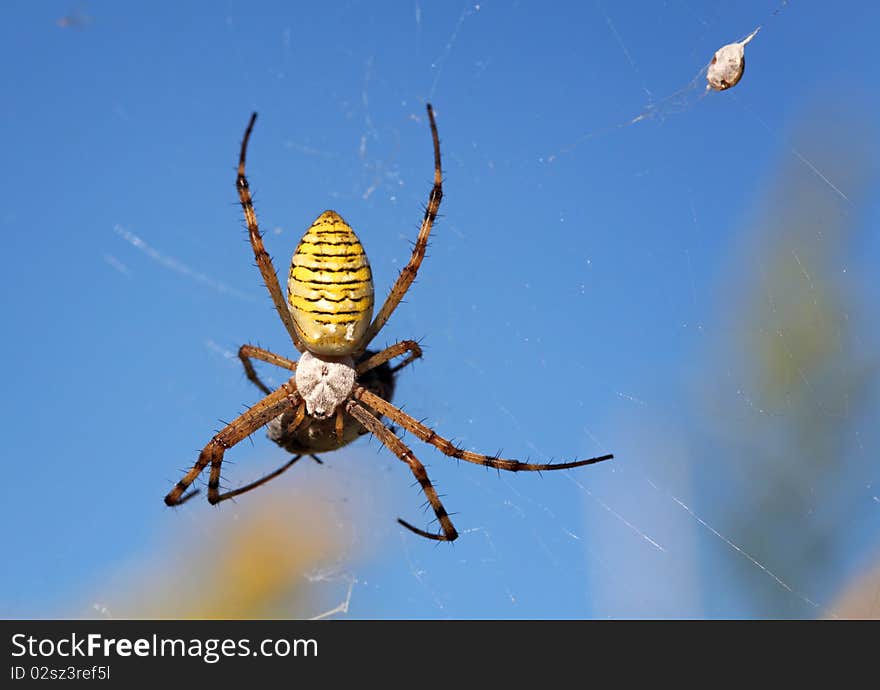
top-left (1, 1), bottom-right (878, 619)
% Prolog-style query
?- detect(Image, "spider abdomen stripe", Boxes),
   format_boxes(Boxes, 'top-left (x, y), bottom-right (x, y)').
top-left (288, 210), bottom-right (374, 355)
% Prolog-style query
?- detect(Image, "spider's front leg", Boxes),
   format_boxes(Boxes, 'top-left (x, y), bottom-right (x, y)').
top-left (164, 381), bottom-right (300, 506)
top-left (353, 386), bottom-right (614, 472)
top-left (347, 400), bottom-right (459, 542)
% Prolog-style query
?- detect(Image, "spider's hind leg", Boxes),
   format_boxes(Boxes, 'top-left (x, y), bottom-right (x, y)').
top-left (237, 113), bottom-right (306, 353)
top-left (359, 104), bottom-right (442, 349)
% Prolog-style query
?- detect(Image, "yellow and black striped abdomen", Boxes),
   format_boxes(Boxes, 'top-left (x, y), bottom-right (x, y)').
top-left (288, 210), bottom-right (374, 355)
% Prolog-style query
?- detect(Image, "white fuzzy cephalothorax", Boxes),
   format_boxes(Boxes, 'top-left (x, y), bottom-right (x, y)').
top-left (294, 350), bottom-right (356, 419)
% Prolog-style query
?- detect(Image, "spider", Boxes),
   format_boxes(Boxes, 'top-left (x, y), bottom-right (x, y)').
top-left (164, 104), bottom-right (614, 541)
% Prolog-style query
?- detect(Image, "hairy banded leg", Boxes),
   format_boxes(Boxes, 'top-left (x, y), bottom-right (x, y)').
top-left (335, 407), bottom-right (345, 446)
top-left (347, 400), bottom-right (458, 541)
top-left (164, 381), bottom-right (300, 506)
top-left (209, 402), bottom-right (311, 503)
top-left (356, 340), bottom-right (422, 376)
top-left (354, 386), bottom-right (614, 472)
top-left (237, 113), bottom-right (305, 352)
top-left (360, 104), bottom-right (442, 349)
top-left (239, 344), bottom-right (298, 395)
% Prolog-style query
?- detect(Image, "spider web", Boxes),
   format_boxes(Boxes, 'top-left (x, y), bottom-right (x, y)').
top-left (135, 0), bottom-right (878, 619)
top-left (5, 1), bottom-right (877, 620)
top-left (287, 0), bottom-right (874, 620)
top-left (277, 0), bottom-right (875, 619)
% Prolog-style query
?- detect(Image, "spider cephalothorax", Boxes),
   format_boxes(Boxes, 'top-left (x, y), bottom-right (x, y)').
top-left (164, 104), bottom-right (613, 542)
top-left (294, 351), bottom-right (356, 419)
top-left (266, 350), bottom-right (395, 455)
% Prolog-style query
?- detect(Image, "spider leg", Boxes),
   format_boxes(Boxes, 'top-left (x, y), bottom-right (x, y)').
top-left (359, 104), bottom-right (442, 350)
top-left (209, 403), bottom-right (311, 503)
top-left (238, 344), bottom-right (298, 396)
top-left (347, 400), bottom-right (458, 542)
top-left (212, 455), bottom-right (304, 502)
top-left (237, 113), bottom-right (306, 353)
top-left (164, 381), bottom-right (300, 506)
top-left (353, 386), bottom-right (614, 472)
top-left (356, 340), bottom-right (423, 376)
top-left (334, 407), bottom-right (345, 446)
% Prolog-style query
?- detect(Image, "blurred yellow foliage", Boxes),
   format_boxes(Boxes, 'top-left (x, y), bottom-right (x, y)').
top-left (829, 556), bottom-right (880, 619)
top-left (92, 487), bottom-right (358, 619)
